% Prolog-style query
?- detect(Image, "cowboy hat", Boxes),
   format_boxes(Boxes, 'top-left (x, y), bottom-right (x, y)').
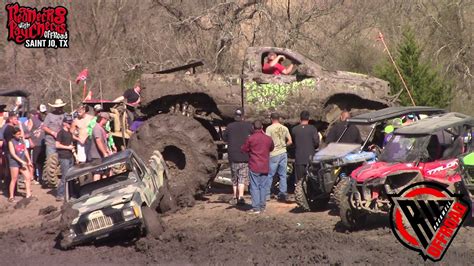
top-left (48, 99), bottom-right (67, 108)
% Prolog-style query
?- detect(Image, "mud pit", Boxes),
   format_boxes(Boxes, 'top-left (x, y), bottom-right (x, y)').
top-left (1, 186), bottom-right (474, 265)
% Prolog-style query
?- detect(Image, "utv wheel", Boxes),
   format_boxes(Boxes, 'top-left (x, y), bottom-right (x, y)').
top-left (339, 195), bottom-right (367, 230)
top-left (295, 177), bottom-right (328, 211)
top-left (142, 206), bottom-right (164, 239)
top-left (129, 114), bottom-right (218, 207)
top-left (333, 178), bottom-right (350, 209)
top-left (43, 153), bottom-right (60, 188)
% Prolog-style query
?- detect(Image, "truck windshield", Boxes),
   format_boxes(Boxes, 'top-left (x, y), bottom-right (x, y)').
top-left (379, 134), bottom-right (421, 163)
top-left (66, 161), bottom-right (135, 201)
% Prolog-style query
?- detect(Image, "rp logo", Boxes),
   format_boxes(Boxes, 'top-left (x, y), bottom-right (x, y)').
top-left (388, 182), bottom-right (470, 262)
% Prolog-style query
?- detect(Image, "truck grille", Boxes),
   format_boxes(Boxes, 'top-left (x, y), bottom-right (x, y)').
top-left (78, 211), bottom-right (124, 234)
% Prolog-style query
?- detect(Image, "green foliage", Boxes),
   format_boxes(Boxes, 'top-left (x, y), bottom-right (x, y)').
top-left (375, 28), bottom-right (452, 108)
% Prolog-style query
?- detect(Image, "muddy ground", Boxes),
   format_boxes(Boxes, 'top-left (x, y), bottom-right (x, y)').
top-left (1, 183), bottom-right (473, 265)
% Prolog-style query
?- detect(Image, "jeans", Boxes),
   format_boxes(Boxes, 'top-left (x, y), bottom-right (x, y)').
top-left (295, 164), bottom-right (307, 183)
top-left (267, 153), bottom-right (288, 197)
top-left (46, 145), bottom-right (57, 158)
top-left (57, 157), bottom-right (73, 198)
top-left (249, 170), bottom-right (268, 211)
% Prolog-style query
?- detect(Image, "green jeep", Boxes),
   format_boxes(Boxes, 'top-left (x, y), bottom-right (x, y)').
top-left (59, 149), bottom-right (170, 249)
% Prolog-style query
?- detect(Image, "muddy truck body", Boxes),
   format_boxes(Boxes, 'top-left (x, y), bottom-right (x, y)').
top-left (129, 46), bottom-right (393, 206)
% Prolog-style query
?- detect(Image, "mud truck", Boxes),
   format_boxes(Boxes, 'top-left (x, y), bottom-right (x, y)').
top-left (339, 112), bottom-right (474, 229)
top-left (296, 106), bottom-right (445, 211)
top-left (58, 149), bottom-right (172, 249)
top-left (124, 46), bottom-right (393, 206)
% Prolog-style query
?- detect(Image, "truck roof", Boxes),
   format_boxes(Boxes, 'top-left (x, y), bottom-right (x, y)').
top-left (347, 106), bottom-right (445, 124)
top-left (394, 112), bottom-right (474, 135)
top-left (65, 149), bottom-right (135, 181)
top-left (0, 89), bottom-right (30, 97)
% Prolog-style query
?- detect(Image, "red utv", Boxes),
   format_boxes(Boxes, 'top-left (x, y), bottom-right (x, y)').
top-left (339, 112), bottom-right (474, 229)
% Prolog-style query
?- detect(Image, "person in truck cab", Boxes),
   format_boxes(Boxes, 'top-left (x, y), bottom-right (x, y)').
top-left (262, 52), bottom-right (294, 75)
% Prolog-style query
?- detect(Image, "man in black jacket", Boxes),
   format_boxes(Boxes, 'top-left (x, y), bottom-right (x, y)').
top-left (223, 108), bottom-right (253, 205)
top-left (292, 110), bottom-right (320, 182)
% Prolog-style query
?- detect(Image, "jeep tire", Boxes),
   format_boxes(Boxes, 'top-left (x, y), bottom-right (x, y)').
top-left (142, 206), bottom-right (164, 239)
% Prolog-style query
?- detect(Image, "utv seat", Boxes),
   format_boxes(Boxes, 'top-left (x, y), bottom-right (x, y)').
top-left (442, 136), bottom-right (463, 159)
top-left (427, 135), bottom-right (442, 161)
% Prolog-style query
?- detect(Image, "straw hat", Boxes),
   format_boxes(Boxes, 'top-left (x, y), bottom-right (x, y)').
top-left (48, 99), bottom-right (67, 108)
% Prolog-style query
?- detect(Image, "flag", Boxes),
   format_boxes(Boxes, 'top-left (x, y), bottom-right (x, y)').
top-left (75, 68), bottom-right (88, 84)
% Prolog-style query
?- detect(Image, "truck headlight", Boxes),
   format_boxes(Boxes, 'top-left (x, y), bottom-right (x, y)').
top-left (122, 206), bottom-right (139, 221)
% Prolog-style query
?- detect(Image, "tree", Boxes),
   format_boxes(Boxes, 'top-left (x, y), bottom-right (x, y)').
top-left (375, 28), bottom-right (452, 108)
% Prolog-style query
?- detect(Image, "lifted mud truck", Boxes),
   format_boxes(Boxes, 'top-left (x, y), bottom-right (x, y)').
top-left (129, 46), bottom-right (393, 206)
top-left (340, 112), bottom-right (474, 230)
top-left (58, 149), bottom-right (172, 249)
top-left (296, 106), bottom-right (445, 211)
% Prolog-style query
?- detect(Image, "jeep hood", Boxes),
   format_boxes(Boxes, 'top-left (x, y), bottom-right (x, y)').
top-left (71, 183), bottom-right (141, 213)
top-left (351, 162), bottom-right (418, 183)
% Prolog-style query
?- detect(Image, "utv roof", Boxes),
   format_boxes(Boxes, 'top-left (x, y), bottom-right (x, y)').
top-left (395, 112), bottom-right (474, 135)
top-left (347, 106), bottom-right (445, 124)
top-left (0, 89), bottom-right (30, 97)
top-left (66, 149), bottom-right (135, 181)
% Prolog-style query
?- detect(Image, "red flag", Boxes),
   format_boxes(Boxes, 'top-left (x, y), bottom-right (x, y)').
top-left (75, 68), bottom-right (88, 84)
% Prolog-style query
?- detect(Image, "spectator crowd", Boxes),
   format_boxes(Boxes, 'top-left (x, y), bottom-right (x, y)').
top-left (0, 99), bottom-right (118, 203)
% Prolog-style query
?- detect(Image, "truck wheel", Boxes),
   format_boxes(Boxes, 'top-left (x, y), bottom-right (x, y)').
top-left (339, 194), bottom-right (367, 230)
top-left (295, 177), bottom-right (328, 211)
top-left (141, 206), bottom-right (164, 239)
top-left (129, 114), bottom-right (218, 207)
top-left (43, 153), bottom-right (60, 188)
top-left (333, 178), bottom-right (350, 209)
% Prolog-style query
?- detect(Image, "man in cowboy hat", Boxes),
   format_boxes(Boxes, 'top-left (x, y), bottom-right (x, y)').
top-left (42, 99), bottom-right (67, 157)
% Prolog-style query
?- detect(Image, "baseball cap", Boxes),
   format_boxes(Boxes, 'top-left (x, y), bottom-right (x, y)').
top-left (99, 112), bottom-right (110, 120)
top-left (235, 108), bottom-right (243, 116)
top-left (63, 115), bottom-right (73, 124)
top-left (407, 114), bottom-right (415, 119)
top-left (39, 104), bottom-right (47, 113)
top-left (94, 104), bottom-right (103, 112)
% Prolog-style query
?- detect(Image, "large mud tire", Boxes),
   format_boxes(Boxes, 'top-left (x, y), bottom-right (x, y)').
top-left (43, 153), bottom-right (60, 188)
top-left (295, 178), bottom-right (328, 211)
top-left (148, 151), bottom-right (177, 213)
top-left (333, 178), bottom-right (350, 209)
top-left (141, 206), bottom-right (164, 239)
top-left (129, 114), bottom-right (218, 207)
top-left (339, 194), bottom-right (367, 230)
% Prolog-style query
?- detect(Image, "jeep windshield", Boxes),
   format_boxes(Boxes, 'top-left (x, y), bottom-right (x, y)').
top-left (66, 161), bottom-right (137, 201)
top-left (379, 134), bottom-right (423, 163)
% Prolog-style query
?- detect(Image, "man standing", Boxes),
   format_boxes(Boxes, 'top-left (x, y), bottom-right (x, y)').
top-left (55, 115), bottom-right (74, 201)
top-left (325, 111), bottom-right (361, 144)
top-left (42, 99), bottom-right (66, 157)
top-left (71, 105), bottom-right (94, 163)
top-left (89, 113), bottom-right (111, 180)
top-left (265, 113), bottom-right (292, 201)
top-left (241, 120), bottom-right (274, 214)
top-left (113, 81), bottom-right (143, 106)
top-left (222, 108), bottom-right (253, 205)
top-left (26, 110), bottom-right (45, 184)
top-left (292, 111), bottom-right (320, 183)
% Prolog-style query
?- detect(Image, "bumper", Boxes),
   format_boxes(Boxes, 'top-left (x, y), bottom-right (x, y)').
top-left (65, 218), bottom-right (143, 248)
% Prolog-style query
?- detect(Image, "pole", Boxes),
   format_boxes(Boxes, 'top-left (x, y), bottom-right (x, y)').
top-left (378, 31), bottom-right (416, 106)
top-left (82, 80), bottom-right (87, 100)
top-left (99, 79), bottom-right (103, 109)
top-left (69, 80), bottom-right (74, 112)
